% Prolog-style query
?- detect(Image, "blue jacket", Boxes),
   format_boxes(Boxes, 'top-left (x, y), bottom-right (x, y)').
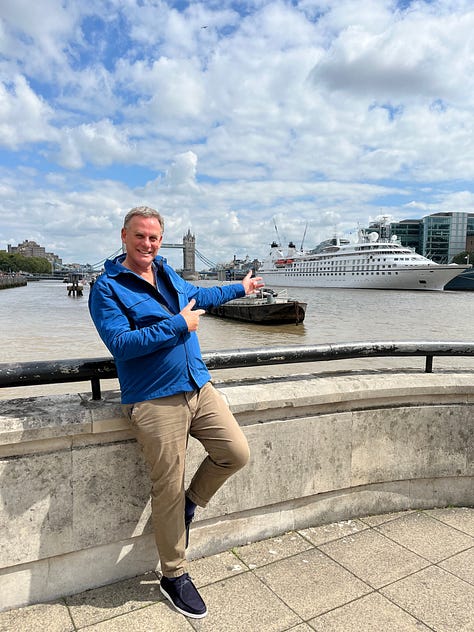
top-left (88, 254), bottom-right (245, 404)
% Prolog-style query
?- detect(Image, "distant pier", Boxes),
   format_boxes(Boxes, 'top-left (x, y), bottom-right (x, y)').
top-left (66, 273), bottom-right (84, 296)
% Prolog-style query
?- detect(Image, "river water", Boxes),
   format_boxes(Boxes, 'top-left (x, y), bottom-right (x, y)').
top-left (1, 280), bottom-right (474, 398)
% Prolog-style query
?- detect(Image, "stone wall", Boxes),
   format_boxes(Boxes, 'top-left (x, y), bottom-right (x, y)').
top-left (0, 371), bottom-right (473, 611)
top-left (0, 276), bottom-right (27, 289)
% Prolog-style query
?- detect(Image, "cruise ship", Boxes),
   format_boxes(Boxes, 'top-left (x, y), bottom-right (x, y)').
top-left (259, 231), bottom-right (471, 291)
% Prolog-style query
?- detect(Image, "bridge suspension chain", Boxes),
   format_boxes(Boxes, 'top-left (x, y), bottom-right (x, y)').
top-left (89, 246), bottom-right (123, 270)
top-left (195, 249), bottom-right (217, 269)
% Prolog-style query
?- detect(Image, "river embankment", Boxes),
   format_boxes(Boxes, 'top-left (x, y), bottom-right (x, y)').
top-left (0, 275), bottom-right (27, 290)
top-left (1, 369), bottom-right (472, 611)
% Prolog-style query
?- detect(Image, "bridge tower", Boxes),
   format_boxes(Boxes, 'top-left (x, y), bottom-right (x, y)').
top-left (182, 229), bottom-right (197, 280)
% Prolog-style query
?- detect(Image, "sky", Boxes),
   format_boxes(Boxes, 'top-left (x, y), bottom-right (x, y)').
top-left (1, 0), bottom-right (473, 270)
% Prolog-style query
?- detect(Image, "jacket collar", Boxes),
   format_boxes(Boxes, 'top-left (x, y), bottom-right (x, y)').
top-left (105, 253), bottom-right (167, 278)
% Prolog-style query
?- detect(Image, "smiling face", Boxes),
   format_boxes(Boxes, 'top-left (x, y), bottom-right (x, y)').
top-left (121, 214), bottom-right (163, 274)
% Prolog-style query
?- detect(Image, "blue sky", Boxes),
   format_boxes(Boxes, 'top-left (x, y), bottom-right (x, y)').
top-left (1, 0), bottom-right (473, 268)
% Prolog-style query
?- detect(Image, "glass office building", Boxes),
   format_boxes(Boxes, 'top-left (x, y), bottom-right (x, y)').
top-left (422, 212), bottom-right (474, 263)
top-left (390, 220), bottom-right (422, 253)
top-left (422, 214), bottom-right (451, 263)
top-left (367, 212), bottom-right (474, 263)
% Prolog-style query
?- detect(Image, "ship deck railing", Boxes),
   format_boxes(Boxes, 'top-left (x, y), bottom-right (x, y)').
top-left (1, 341), bottom-right (473, 401)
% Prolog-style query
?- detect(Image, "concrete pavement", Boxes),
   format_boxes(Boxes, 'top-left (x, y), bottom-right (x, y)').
top-left (1, 506), bottom-right (473, 632)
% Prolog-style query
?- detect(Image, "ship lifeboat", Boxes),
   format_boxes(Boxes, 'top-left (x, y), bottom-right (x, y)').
top-left (275, 258), bottom-right (294, 267)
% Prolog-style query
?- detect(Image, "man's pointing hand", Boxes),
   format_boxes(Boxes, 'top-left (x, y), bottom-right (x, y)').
top-left (180, 299), bottom-right (206, 332)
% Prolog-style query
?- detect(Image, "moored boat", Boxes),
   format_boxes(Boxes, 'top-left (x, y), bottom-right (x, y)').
top-left (444, 269), bottom-right (474, 291)
top-left (259, 231), bottom-right (471, 291)
top-left (207, 289), bottom-right (306, 325)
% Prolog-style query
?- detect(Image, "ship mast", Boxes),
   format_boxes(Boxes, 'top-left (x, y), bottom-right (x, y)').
top-left (273, 219), bottom-right (282, 246)
top-left (300, 222), bottom-right (308, 251)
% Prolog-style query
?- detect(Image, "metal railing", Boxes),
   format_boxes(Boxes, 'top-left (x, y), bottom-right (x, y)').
top-left (1, 342), bottom-right (473, 401)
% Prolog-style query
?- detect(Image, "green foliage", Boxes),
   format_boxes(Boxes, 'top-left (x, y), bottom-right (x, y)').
top-left (451, 250), bottom-right (474, 265)
top-left (0, 252), bottom-right (51, 274)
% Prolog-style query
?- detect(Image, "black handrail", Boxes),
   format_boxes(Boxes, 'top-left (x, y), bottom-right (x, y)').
top-left (0, 341), bottom-right (473, 400)
top-left (0, 357), bottom-right (117, 401)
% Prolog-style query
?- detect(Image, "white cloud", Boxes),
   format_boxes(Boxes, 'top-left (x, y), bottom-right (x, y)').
top-left (427, 189), bottom-right (474, 214)
top-left (0, 0), bottom-right (473, 267)
top-left (55, 119), bottom-right (135, 168)
top-left (0, 0), bottom-right (79, 80)
top-left (164, 151), bottom-right (199, 188)
top-left (137, 57), bottom-right (206, 121)
top-left (0, 76), bottom-right (56, 148)
top-left (309, 2), bottom-right (474, 103)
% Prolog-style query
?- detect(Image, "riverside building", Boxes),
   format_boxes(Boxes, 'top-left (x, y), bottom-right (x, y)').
top-left (368, 211), bottom-right (474, 264)
top-left (7, 239), bottom-right (62, 268)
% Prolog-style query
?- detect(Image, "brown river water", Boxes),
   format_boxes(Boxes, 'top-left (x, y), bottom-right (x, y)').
top-left (1, 279), bottom-right (473, 398)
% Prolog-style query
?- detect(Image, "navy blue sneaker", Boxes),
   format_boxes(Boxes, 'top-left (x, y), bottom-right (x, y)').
top-left (160, 573), bottom-right (207, 619)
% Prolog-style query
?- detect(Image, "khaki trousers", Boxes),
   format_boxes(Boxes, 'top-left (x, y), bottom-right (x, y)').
top-left (123, 382), bottom-right (250, 577)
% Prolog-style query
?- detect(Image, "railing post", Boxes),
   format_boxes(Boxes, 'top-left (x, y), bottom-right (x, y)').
top-left (425, 355), bottom-right (433, 373)
top-left (91, 377), bottom-right (102, 400)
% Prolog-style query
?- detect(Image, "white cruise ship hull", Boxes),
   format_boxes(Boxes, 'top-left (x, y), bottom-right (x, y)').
top-left (260, 232), bottom-right (471, 291)
top-left (259, 266), bottom-right (465, 291)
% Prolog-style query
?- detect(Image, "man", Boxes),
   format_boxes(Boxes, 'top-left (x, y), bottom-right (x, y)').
top-left (89, 206), bottom-right (264, 619)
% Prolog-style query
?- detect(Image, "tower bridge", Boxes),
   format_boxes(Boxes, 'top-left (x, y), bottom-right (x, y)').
top-left (161, 229), bottom-right (197, 280)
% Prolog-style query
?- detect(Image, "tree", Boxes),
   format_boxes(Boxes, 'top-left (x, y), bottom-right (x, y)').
top-left (451, 250), bottom-right (474, 265)
top-left (0, 252), bottom-right (51, 274)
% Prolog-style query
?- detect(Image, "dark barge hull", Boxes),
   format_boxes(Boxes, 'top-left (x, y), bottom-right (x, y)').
top-left (444, 270), bottom-right (474, 291)
top-left (207, 301), bottom-right (307, 325)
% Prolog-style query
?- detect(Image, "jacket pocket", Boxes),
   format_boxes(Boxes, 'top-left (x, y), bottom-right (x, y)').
top-left (121, 295), bottom-right (168, 327)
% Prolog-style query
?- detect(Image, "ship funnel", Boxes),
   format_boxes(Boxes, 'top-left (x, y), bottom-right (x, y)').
top-left (287, 241), bottom-right (297, 256)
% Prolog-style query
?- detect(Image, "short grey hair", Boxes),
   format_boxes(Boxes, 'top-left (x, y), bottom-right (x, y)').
top-left (123, 206), bottom-right (164, 232)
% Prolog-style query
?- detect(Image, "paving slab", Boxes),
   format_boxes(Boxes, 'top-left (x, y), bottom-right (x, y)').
top-left (187, 550), bottom-right (248, 586)
top-left (358, 509), bottom-right (416, 527)
top-left (82, 601), bottom-right (194, 631)
top-left (0, 601), bottom-right (74, 632)
top-left (308, 592), bottom-right (432, 631)
top-left (65, 571), bottom-right (161, 628)
top-left (425, 506), bottom-right (474, 536)
top-left (233, 530), bottom-right (313, 568)
top-left (190, 571), bottom-right (301, 632)
top-left (297, 518), bottom-right (368, 546)
top-left (253, 548), bottom-right (372, 620)
top-left (375, 510), bottom-right (474, 562)
top-left (381, 565), bottom-right (474, 632)
top-left (438, 546), bottom-right (474, 585)
top-left (318, 527), bottom-right (429, 589)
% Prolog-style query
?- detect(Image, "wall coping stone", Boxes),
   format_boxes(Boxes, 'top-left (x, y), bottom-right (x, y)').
top-left (1, 371), bottom-right (473, 449)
